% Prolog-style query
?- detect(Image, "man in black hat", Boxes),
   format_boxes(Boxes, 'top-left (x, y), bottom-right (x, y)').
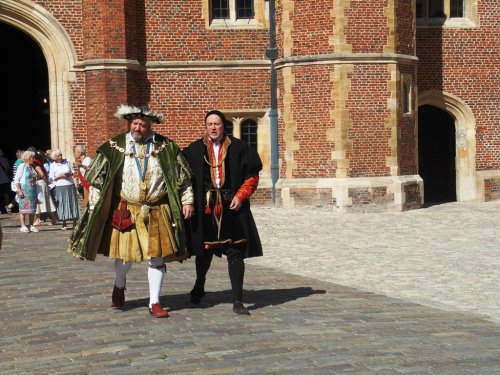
top-left (183, 110), bottom-right (263, 315)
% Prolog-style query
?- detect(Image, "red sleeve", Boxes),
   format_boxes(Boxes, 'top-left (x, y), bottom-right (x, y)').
top-left (235, 175), bottom-right (259, 202)
top-left (78, 171), bottom-right (90, 190)
top-left (34, 159), bottom-right (48, 176)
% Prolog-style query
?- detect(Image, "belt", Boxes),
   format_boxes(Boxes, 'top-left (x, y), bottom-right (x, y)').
top-left (117, 195), bottom-right (168, 207)
top-left (119, 197), bottom-right (168, 224)
top-left (126, 201), bottom-right (163, 207)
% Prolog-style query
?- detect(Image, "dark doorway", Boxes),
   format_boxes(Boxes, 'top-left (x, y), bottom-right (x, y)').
top-left (0, 22), bottom-right (50, 164)
top-left (418, 105), bottom-right (456, 204)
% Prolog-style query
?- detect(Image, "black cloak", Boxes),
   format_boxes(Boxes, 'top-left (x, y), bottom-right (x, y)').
top-left (182, 135), bottom-right (263, 259)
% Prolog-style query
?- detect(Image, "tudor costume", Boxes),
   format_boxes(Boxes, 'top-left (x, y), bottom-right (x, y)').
top-left (183, 110), bottom-right (263, 315)
top-left (69, 105), bottom-right (194, 318)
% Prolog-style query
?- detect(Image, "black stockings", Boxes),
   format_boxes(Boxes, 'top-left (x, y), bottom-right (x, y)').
top-left (193, 247), bottom-right (245, 302)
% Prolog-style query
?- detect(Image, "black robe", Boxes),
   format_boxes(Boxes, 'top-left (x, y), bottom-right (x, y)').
top-left (182, 135), bottom-right (263, 259)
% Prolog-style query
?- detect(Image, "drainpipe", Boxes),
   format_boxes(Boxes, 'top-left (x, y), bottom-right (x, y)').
top-left (265, 0), bottom-right (279, 204)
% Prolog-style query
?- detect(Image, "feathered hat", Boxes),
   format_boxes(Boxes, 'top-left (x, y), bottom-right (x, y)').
top-left (114, 104), bottom-right (165, 124)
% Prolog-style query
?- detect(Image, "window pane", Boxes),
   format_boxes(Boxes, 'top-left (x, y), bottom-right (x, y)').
top-left (402, 82), bottom-right (410, 114)
top-left (212, 0), bottom-right (229, 19)
top-left (429, 0), bottom-right (445, 18)
top-left (241, 119), bottom-right (257, 150)
top-left (237, 0), bottom-right (254, 19)
top-left (225, 120), bottom-right (234, 136)
top-left (450, 0), bottom-right (464, 18)
top-left (416, 0), bottom-right (425, 18)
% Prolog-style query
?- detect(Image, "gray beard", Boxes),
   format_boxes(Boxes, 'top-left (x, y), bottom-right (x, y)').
top-left (131, 131), bottom-right (152, 144)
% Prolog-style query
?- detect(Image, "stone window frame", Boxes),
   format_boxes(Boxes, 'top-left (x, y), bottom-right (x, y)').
top-left (240, 118), bottom-right (258, 150)
top-left (416, 0), bottom-right (478, 28)
top-left (223, 109), bottom-right (270, 178)
top-left (202, 0), bottom-right (268, 30)
top-left (225, 112), bottom-right (261, 145)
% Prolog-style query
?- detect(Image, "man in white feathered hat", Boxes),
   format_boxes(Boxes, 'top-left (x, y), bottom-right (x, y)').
top-left (69, 104), bottom-right (194, 318)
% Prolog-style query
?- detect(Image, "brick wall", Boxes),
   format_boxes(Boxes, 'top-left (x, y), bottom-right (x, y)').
top-left (484, 179), bottom-right (500, 201)
top-left (33, 0), bottom-right (270, 155)
top-left (396, 0), bottom-right (415, 55)
top-left (417, 0), bottom-right (500, 171)
top-left (287, 0), bottom-right (335, 56)
top-left (349, 186), bottom-right (393, 211)
top-left (346, 65), bottom-right (392, 177)
top-left (147, 70), bottom-right (270, 147)
top-left (142, 1), bottom-right (268, 61)
top-left (37, 1), bottom-right (84, 56)
top-left (285, 65), bottom-right (336, 179)
top-left (403, 182), bottom-right (422, 210)
top-left (398, 65), bottom-right (418, 176)
top-left (16, 0), bottom-right (459, 209)
top-left (345, 0), bottom-right (390, 53)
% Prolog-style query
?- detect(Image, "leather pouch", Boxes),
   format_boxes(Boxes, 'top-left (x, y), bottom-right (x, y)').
top-left (111, 201), bottom-right (134, 231)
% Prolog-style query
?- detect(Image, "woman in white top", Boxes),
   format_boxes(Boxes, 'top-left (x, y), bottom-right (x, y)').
top-left (49, 149), bottom-right (80, 230)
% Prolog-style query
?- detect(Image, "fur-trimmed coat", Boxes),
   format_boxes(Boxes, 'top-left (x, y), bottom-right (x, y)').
top-left (182, 135), bottom-right (263, 259)
top-left (68, 132), bottom-right (192, 262)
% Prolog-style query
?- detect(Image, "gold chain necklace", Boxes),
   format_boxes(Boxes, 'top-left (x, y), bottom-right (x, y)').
top-left (109, 139), bottom-right (168, 158)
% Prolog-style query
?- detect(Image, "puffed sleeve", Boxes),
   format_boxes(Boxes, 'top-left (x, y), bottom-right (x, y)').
top-left (175, 151), bottom-right (194, 206)
top-left (84, 153), bottom-right (109, 209)
top-left (235, 175), bottom-right (260, 202)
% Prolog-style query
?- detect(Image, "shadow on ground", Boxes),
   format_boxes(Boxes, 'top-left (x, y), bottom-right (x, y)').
top-left (116, 286), bottom-right (326, 312)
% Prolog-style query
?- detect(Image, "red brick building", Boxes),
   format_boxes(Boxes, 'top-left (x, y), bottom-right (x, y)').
top-left (1, 0), bottom-right (498, 210)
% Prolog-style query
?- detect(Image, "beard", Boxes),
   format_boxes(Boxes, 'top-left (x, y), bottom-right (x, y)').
top-left (131, 131), bottom-right (152, 144)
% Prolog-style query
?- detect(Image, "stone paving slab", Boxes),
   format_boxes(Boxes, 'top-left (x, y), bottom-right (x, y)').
top-left (0, 203), bottom-right (499, 374)
top-left (249, 201), bottom-right (500, 323)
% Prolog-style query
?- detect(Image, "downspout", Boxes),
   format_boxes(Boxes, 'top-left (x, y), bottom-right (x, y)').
top-left (265, 0), bottom-right (279, 204)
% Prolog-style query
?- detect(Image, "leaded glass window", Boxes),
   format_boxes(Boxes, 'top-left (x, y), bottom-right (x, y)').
top-left (241, 119), bottom-right (257, 150)
top-left (212, 0), bottom-right (229, 19)
top-left (237, 0), bottom-right (254, 19)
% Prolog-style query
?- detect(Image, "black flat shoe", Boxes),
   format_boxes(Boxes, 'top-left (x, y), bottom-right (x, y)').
top-left (233, 302), bottom-right (250, 315)
top-left (190, 288), bottom-right (205, 304)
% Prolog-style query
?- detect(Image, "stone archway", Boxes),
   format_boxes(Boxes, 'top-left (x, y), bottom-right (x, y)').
top-left (418, 89), bottom-right (476, 202)
top-left (0, 0), bottom-right (77, 159)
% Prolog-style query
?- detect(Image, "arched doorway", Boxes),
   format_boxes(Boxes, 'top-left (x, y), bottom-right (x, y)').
top-left (418, 105), bottom-right (456, 204)
top-left (418, 90), bottom-right (476, 202)
top-left (0, 0), bottom-right (77, 161)
top-left (0, 22), bottom-right (50, 162)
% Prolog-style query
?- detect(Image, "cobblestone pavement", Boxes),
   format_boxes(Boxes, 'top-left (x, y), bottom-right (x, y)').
top-left (0, 202), bottom-right (499, 374)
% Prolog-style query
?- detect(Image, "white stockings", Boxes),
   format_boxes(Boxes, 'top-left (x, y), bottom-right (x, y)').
top-left (148, 257), bottom-right (166, 308)
top-left (114, 259), bottom-right (132, 288)
top-left (113, 258), bottom-right (166, 308)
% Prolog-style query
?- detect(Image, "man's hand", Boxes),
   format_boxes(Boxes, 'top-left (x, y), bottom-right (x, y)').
top-left (183, 204), bottom-right (194, 219)
top-left (229, 196), bottom-right (242, 211)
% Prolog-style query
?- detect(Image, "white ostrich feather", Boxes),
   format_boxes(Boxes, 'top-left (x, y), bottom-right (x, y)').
top-left (114, 104), bottom-right (164, 124)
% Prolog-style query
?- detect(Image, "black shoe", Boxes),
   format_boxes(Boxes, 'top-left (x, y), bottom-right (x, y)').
top-left (190, 287), bottom-right (205, 305)
top-left (233, 302), bottom-right (250, 315)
